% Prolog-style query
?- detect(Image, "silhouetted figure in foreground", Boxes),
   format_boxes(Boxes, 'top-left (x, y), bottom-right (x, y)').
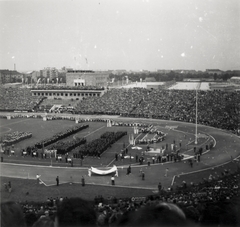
top-left (56, 197), bottom-right (96, 227)
top-left (116, 202), bottom-right (189, 227)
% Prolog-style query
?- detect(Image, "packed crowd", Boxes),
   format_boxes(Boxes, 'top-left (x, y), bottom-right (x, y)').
top-left (1, 131), bottom-right (32, 146)
top-left (72, 131), bottom-right (127, 157)
top-left (1, 87), bottom-right (239, 134)
top-left (0, 87), bottom-right (44, 111)
top-left (1, 169), bottom-right (239, 227)
top-left (1, 87), bottom-right (240, 226)
top-left (35, 124), bottom-right (89, 149)
top-left (75, 88), bottom-right (149, 115)
top-left (131, 90), bottom-right (240, 134)
top-left (75, 89), bottom-right (240, 134)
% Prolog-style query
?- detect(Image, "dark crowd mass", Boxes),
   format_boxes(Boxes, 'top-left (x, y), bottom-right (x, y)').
top-left (76, 88), bottom-right (240, 134)
top-left (1, 169), bottom-right (239, 227)
top-left (0, 86), bottom-right (239, 135)
top-left (1, 85), bottom-right (240, 227)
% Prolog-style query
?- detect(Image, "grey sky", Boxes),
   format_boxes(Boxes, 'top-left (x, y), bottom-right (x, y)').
top-left (0, 0), bottom-right (240, 71)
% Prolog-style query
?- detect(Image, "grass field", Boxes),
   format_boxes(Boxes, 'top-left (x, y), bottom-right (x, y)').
top-left (0, 117), bottom-right (201, 167)
top-left (1, 115), bottom-right (240, 203)
top-left (0, 176), bottom-right (154, 203)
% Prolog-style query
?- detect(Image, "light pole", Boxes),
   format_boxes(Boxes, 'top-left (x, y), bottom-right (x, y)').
top-left (195, 87), bottom-right (198, 144)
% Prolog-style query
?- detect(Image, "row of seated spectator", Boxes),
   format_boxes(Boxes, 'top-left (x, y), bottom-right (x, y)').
top-left (1, 169), bottom-right (239, 227)
top-left (1, 86), bottom-right (239, 134)
top-left (130, 90), bottom-right (240, 134)
top-left (75, 88), bottom-right (149, 115)
top-left (75, 89), bottom-right (240, 134)
top-left (0, 87), bottom-right (44, 111)
top-left (31, 85), bottom-right (105, 90)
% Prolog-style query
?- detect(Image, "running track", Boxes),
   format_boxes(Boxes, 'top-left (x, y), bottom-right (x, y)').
top-left (1, 115), bottom-right (240, 190)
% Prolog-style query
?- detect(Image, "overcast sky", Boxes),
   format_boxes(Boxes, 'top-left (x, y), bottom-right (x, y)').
top-left (0, 0), bottom-right (240, 72)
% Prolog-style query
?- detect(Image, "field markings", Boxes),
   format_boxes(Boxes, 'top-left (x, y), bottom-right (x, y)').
top-left (0, 126), bottom-right (12, 135)
top-left (39, 179), bottom-right (157, 190)
top-left (171, 155), bottom-right (240, 186)
top-left (83, 126), bottom-right (105, 138)
top-left (0, 162), bottom-right (88, 170)
top-left (1, 116), bottom-right (239, 191)
top-left (0, 118), bottom-right (30, 127)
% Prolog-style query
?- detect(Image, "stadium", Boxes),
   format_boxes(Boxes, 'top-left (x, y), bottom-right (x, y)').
top-left (2, 0), bottom-right (240, 225)
top-left (0, 81), bottom-right (240, 226)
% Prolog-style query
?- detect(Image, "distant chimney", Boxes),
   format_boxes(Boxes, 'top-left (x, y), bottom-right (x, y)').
top-left (14, 63), bottom-right (16, 71)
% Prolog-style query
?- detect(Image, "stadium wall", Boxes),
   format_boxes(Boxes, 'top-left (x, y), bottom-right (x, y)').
top-left (66, 70), bottom-right (109, 87)
top-left (31, 89), bottom-right (105, 100)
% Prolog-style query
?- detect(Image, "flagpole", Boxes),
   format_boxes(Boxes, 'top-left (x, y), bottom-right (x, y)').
top-left (195, 87), bottom-right (198, 144)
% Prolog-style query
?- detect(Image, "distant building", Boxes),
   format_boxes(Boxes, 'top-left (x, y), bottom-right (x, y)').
top-left (183, 78), bottom-right (214, 82)
top-left (111, 70), bottom-right (127, 75)
top-left (26, 71), bottom-right (40, 83)
top-left (206, 69), bottom-right (223, 75)
top-left (144, 77), bottom-right (156, 82)
top-left (229, 77), bottom-right (240, 84)
top-left (209, 82), bottom-right (237, 92)
top-left (157, 70), bottom-right (171, 74)
top-left (172, 70), bottom-right (197, 74)
top-left (40, 67), bottom-right (58, 80)
top-left (0, 70), bottom-right (23, 84)
top-left (31, 88), bottom-right (105, 100)
top-left (66, 70), bottom-right (109, 87)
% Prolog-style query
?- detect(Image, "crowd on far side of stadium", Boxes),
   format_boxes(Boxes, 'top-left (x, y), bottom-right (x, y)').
top-left (75, 88), bottom-right (149, 115)
top-left (0, 87), bottom-right (44, 111)
top-left (76, 89), bottom-right (240, 134)
top-left (1, 86), bottom-right (239, 135)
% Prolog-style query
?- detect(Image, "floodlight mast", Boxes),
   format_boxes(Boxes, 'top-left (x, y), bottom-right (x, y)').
top-left (195, 86), bottom-right (198, 144)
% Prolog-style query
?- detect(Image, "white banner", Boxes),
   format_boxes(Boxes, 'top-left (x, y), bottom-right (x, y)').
top-left (90, 165), bottom-right (118, 176)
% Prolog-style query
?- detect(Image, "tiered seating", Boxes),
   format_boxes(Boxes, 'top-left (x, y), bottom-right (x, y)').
top-left (75, 88), bottom-right (149, 114)
top-left (0, 86), bottom-right (44, 111)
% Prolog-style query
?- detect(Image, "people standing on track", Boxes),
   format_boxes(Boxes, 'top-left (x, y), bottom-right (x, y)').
top-left (8, 181), bottom-right (12, 193)
top-left (158, 182), bottom-right (162, 193)
top-left (126, 165), bottom-right (131, 175)
top-left (111, 175), bottom-right (115, 185)
top-left (81, 176), bottom-right (85, 186)
top-left (165, 168), bottom-right (169, 177)
top-left (135, 154), bottom-right (138, 162)
top-left (36, 174), bottom-right (41, 184)
top-left (142, 171), bottom-right (145, 180)
top-left (56, 176), bottom-right (59, 186)
top-left (190, 159), bottom-right (193, 168)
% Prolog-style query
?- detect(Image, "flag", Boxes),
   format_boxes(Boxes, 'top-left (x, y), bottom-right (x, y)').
top-left (37, 78), bottom-right (41, 84)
